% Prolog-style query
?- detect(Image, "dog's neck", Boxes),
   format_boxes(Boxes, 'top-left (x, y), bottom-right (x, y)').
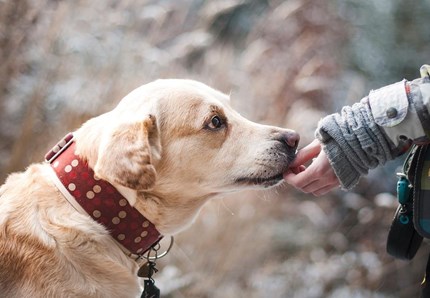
top-left (134, 190), bottom-right (213, 235)
top-left (45, 134), bottom-right (162, 256)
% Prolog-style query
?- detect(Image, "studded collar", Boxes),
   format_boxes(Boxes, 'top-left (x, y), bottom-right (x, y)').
top-left (45, 133), bottom-right (163, 257)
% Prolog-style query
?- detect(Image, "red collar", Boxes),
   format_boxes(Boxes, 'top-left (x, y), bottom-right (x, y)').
top-left (45, 133), bottom-right (162, 256)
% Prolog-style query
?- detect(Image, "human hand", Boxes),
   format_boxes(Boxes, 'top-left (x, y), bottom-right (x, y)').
top-left (284, 139), bottom-right (340, 196)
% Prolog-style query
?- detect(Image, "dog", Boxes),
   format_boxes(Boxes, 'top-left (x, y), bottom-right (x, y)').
top-left (0, 79), bottom-right (299, 297)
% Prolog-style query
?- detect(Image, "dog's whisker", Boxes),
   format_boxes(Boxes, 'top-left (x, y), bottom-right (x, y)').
top-left (220, 198), bottom-right (235, 216)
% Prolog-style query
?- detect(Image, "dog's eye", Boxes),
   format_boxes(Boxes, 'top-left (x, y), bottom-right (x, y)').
top-left (208, 115), bottom-right (223, 130)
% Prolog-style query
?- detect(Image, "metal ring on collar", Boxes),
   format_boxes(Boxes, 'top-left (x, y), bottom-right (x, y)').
top-left (144, 236), bottom-right (174, 261)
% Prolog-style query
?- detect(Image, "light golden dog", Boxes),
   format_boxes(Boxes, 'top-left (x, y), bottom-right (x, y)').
top-left (0, 79), bottom-right (299, 297)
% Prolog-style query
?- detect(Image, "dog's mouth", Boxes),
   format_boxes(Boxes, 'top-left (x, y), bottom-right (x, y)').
top-left (235, 173), bottom-right (284, 188)
top-left (233, 148), bottom-right (296, 189)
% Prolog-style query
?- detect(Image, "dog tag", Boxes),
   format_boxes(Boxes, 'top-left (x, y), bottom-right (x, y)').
top-left (138, 261), bottom-right (158, 278)
top-left (141, 279), bottom-right (160, 298)
top-left (138, 262), bottom-right (151, 278)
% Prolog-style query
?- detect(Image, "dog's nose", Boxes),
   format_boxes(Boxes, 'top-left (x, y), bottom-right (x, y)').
top-left (282, 131), bottom-right (300, 149)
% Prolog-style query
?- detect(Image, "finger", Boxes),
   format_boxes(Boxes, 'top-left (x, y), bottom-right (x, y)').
top-left (296, 169), bottom-right (338, 193)
top-left (288, 157), bottom-right (327, 190)
top-left (283, 172), bottom-right (299, 185)
top-left (284, 170), bottom-right (319, 190)
top-left (290, 139), bottom-right (321, 167)
top-left (299, 178), bottom-right (331, 194)
top-left (289, 165), bottom-right (306, 174)
top-left (311, 183), bottom-right (340, 197)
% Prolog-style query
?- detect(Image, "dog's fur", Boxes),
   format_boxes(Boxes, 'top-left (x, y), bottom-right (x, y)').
top-left (0, 79), bottom-right (298, 297)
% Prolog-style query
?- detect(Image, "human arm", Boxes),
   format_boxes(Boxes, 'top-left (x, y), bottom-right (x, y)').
top-left (285, 65), bottom-right (430, 194)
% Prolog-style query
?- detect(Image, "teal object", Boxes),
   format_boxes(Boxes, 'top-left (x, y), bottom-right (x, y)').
top-left (399, 214), bottom-right (410, 225)
top-left (397, 175), bottom-right (410, 204)
top-left (420, 219), bottom-right (430, 234)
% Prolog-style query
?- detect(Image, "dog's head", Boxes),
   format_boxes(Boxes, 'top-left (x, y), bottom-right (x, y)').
top-left (75, 79), bottom-right (298, 233)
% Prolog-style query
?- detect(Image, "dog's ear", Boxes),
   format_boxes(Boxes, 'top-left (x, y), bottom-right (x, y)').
top-left (94, 114), bottom-right (161, 191)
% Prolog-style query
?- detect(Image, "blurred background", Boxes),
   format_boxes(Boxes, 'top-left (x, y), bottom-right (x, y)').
top-left (1, 0), bottom-right (429, 297)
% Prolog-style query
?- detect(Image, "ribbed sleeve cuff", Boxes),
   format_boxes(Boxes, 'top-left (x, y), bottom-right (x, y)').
top-left (320, 138), bottom-right (361, 190)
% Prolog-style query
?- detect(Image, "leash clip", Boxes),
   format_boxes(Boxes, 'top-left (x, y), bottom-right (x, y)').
top-left (145, 236), bottom-right (174, 261)
top-left (136, 236), bottom-right (174, 262)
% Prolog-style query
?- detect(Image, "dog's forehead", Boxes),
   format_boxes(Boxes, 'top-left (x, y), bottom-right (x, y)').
top-left (115, 79), bottom-right (231, 123)
top-left (167, 80), bottom-right (229, 103)
top-left (154, 80), bottom-right (230, 110)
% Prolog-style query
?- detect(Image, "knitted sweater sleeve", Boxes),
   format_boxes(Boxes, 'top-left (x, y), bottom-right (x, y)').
top-left (315, 97), bottom-right (399, 190)
top-left (316, 67), bottom-right (430, 190)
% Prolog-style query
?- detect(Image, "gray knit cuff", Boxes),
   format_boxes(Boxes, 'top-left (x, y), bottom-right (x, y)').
top-left (316, 98), bottom-right (398, 190)
top-left (319, 134), bottom-right (360, 189)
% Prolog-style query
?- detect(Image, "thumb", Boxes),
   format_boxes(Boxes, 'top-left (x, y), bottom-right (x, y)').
top-left (290, 139), bottom-right (321, 167)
